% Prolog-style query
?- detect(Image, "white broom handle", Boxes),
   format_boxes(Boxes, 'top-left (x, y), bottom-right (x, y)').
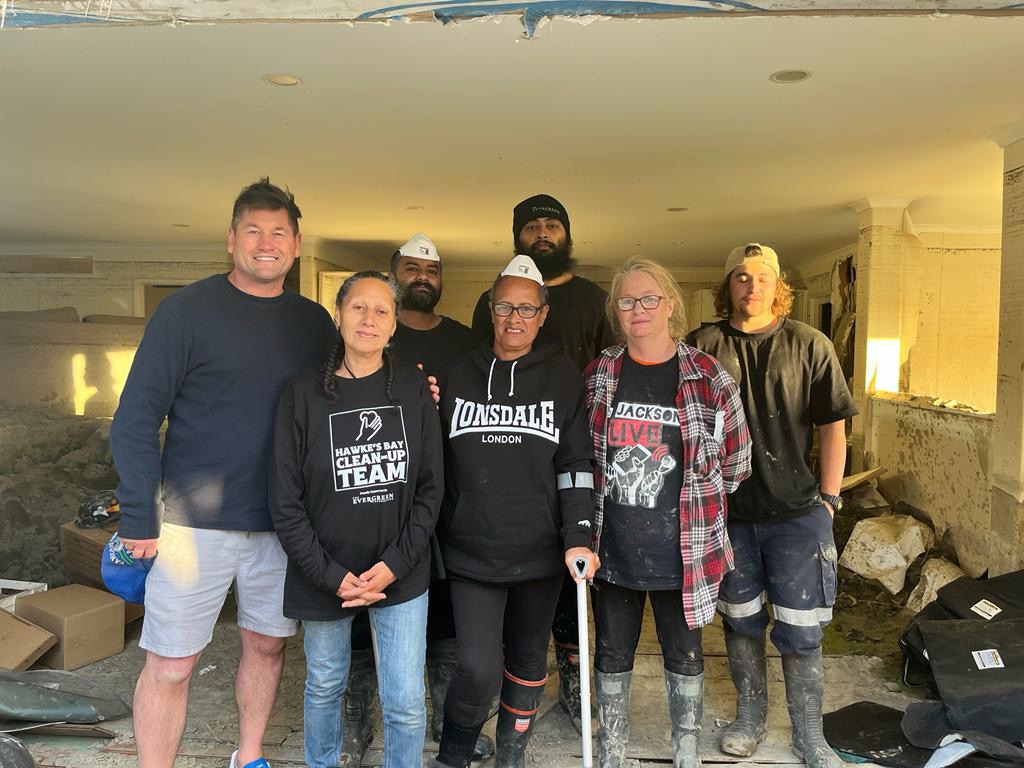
top-left (572, 557), bottom-right (593, 768)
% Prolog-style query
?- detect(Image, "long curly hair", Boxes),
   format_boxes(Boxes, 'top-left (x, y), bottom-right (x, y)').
top-left (712, 271), bottom-right (794, 319)
top-left (322, 271), bottom-right (401, 405)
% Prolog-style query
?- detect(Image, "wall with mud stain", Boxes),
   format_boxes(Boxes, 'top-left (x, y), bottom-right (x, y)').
top-left (867, 393), bottom-right (992, 577)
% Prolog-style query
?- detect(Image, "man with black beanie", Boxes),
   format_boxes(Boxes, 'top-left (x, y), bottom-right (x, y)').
top-left (472, 194), bottom-right (614, 372)
top-left (471, 194), bottom-right (615, 732)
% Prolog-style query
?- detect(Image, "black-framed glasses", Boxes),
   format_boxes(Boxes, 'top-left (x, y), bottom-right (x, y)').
top-left (616, 294), bottom-right (663, 311)
top-left (492, 302), bottom-right (543, 319)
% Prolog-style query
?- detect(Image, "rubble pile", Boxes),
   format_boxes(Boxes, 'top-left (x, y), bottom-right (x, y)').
top-left (0, 406), bottom-right (117, 584)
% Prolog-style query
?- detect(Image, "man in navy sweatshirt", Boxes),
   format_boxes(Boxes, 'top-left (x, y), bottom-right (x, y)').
top-left (110, 178), bottom-right (337, 768)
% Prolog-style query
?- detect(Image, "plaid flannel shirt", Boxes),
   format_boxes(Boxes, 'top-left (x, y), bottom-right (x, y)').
top-left (584, 341), bottom-right (752, 628)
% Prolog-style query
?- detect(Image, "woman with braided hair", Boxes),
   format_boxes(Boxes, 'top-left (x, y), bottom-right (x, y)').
top-left (270, 270), bottom-right (443, 768)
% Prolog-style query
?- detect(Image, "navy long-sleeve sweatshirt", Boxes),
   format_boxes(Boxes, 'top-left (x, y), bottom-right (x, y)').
top-left (110, 274), bottom-right (337, 539)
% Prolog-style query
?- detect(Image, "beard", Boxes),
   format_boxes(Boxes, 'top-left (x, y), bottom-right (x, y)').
top-left (519, 238), bottom-right (576, 281)
top-left (400, 281), bottom-right (442, 312)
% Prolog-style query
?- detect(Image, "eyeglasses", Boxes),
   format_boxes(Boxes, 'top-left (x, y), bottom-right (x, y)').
top-left (492, 302), bottom-right (543, 319)
top-left (615, 295), bottom-right (663, 311)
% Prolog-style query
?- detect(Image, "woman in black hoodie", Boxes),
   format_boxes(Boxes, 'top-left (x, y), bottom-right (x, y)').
top-left (432, 255), bottom-right (600, 768)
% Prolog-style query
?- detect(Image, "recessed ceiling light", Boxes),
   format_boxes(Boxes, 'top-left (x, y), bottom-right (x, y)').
top-left (405, 205), bottom-right (425, 211)
top-left (263, 73), bottom-right (302, 87)
top-left (666, 207), bottom-right (689, 213)
top-left (171, 223), bottom-right (190, 228)
top-left (769, 69), bottom-right (811, 84)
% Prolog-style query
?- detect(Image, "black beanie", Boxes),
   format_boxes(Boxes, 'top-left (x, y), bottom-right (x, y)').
top-left (512, 194), bottom-right (571, 244)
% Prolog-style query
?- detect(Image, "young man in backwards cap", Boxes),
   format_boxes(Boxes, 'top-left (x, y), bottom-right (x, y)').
top-left (686, 243), bottom-right (857, 768)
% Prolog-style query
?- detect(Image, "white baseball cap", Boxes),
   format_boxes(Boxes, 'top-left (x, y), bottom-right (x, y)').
top-left (724, 243), bottom-right (780, 278)
top-left (397, 233), bottom-right (439, 263)
top-left (500, 254), bottom-right (545, 286)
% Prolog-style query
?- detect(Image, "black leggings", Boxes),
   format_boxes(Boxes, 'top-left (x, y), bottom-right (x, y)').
top-left (444, 573), bottom-right (563, 728)
top-left (551, 572), bottom-right (579, 647)
top-left (592, 579), bottom-right (704, 677)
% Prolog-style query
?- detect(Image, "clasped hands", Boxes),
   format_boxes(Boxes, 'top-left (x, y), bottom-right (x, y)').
top-left (337, 561), bottom-right (396, 608)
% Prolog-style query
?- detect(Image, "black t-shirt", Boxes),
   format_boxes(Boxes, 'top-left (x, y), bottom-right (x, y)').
top-left (598, 355), bottom-right (684, 590)
top-left (393, 316), bottom-right (477, 377)
top-left (686, 318), bottom-right (858, 523)
top-left (472, 276), bottom-right (616, 374)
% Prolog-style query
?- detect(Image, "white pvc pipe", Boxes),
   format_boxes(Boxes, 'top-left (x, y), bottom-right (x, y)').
top-left (572, 558), bottom-right (594, 768)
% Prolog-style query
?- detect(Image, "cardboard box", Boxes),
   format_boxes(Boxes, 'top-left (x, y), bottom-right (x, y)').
top-left (15, 585), bottom-right (125, 671)
top-left (0, 579), bottom-right (47, 612)
top-left (0, 609), bottom-right (57, 670)
top-left (59, 521), bottom-right (144, 622)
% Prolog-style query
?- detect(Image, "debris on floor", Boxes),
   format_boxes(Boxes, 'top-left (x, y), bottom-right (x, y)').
top-left (839, 513), bottom-right (933, 594)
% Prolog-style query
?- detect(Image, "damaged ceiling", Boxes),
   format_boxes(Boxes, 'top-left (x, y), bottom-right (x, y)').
top-left (0, 9), bottom-right (1021, 267)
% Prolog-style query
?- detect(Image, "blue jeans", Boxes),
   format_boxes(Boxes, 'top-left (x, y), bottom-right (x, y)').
top-left (302, 591), bottom-right (428, 768)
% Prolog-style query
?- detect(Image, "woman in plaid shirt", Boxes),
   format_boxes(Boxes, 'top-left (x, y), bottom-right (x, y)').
top-left (583, 256), bottom-right (752, 768)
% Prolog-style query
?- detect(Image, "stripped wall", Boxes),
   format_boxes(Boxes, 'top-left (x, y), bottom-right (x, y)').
top-left (867, 393), bottom-right (993, 577)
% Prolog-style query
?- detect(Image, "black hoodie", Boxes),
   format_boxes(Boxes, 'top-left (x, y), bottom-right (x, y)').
top-left (437, 342), bottom-right (595, 583)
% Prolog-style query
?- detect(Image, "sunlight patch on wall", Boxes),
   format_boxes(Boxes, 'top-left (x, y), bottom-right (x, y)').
top-left (71, 353), bottom-right (97, 416)
top-left (866, 338), bottom-right (900, 394)
top-left (70, 349), bottom-right (136, 415)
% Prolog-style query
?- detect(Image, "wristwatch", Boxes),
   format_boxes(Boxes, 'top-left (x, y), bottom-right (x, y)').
top-left (820, 491), bottom-right (843, 513)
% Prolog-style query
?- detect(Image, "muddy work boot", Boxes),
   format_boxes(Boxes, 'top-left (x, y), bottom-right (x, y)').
top-left (720, 630), bottom-right (768, 757)
top-left (433, 718), bottom-right (486, 768)
top-left (596, 670), bottom-right (632, 768)
top-left (426, 638), bottom-right (495, 760)
top-left (555, 642), bottom-right (583, 734)
top-left (494, 671), bottom-right (547, 768)
top-left (339, 648), bottom-right (378, 768)
top-left (664, 670), bottom-right (703, 768)
top-left (782, 651), bottom-right (844, 768)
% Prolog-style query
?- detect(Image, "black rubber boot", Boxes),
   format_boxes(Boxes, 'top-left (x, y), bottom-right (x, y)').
top-left (664, 670), bottom-right (703, 768)
top-left (339, 647), bottom-right (378, 768)
top-left (494, 671), bottom-right (547, 768)
top-left (782, 651), bottom-right (844, 768)
top-left (555, 642), bottom-right (583, 735)
top-left (427, 638), bottom-right (496, 760)
top-left (433, 718), bottom-right (486, 768)
top-left (595, 670), bottom-right (632, 768)
top-left (720, 630), bottom-right (769, 757)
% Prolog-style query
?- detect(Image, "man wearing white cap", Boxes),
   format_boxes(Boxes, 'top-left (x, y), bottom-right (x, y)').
top-left (338, 233), bottom-right (486, 768)
top-left (686, 244), bottom-right (857, 768)
top-left (391, 233), bottom-right (478, 372)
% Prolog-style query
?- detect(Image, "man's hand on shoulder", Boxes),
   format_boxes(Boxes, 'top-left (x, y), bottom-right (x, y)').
top-left (417, 364), bottom-right (441, 406)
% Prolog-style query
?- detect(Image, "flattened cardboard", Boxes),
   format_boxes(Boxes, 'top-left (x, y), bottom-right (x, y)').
top-left (0, 580), bottom-right (47, 613)
top-left (0, 610), bottom-right (57, 671)
top-left (59, 521), bottom-right (144, 623)
top-left (14, 585), bottom-right (124, 671)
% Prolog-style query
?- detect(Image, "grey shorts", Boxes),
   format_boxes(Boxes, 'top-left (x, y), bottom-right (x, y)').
top-left (140, 523), bottom-right (297, 658)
